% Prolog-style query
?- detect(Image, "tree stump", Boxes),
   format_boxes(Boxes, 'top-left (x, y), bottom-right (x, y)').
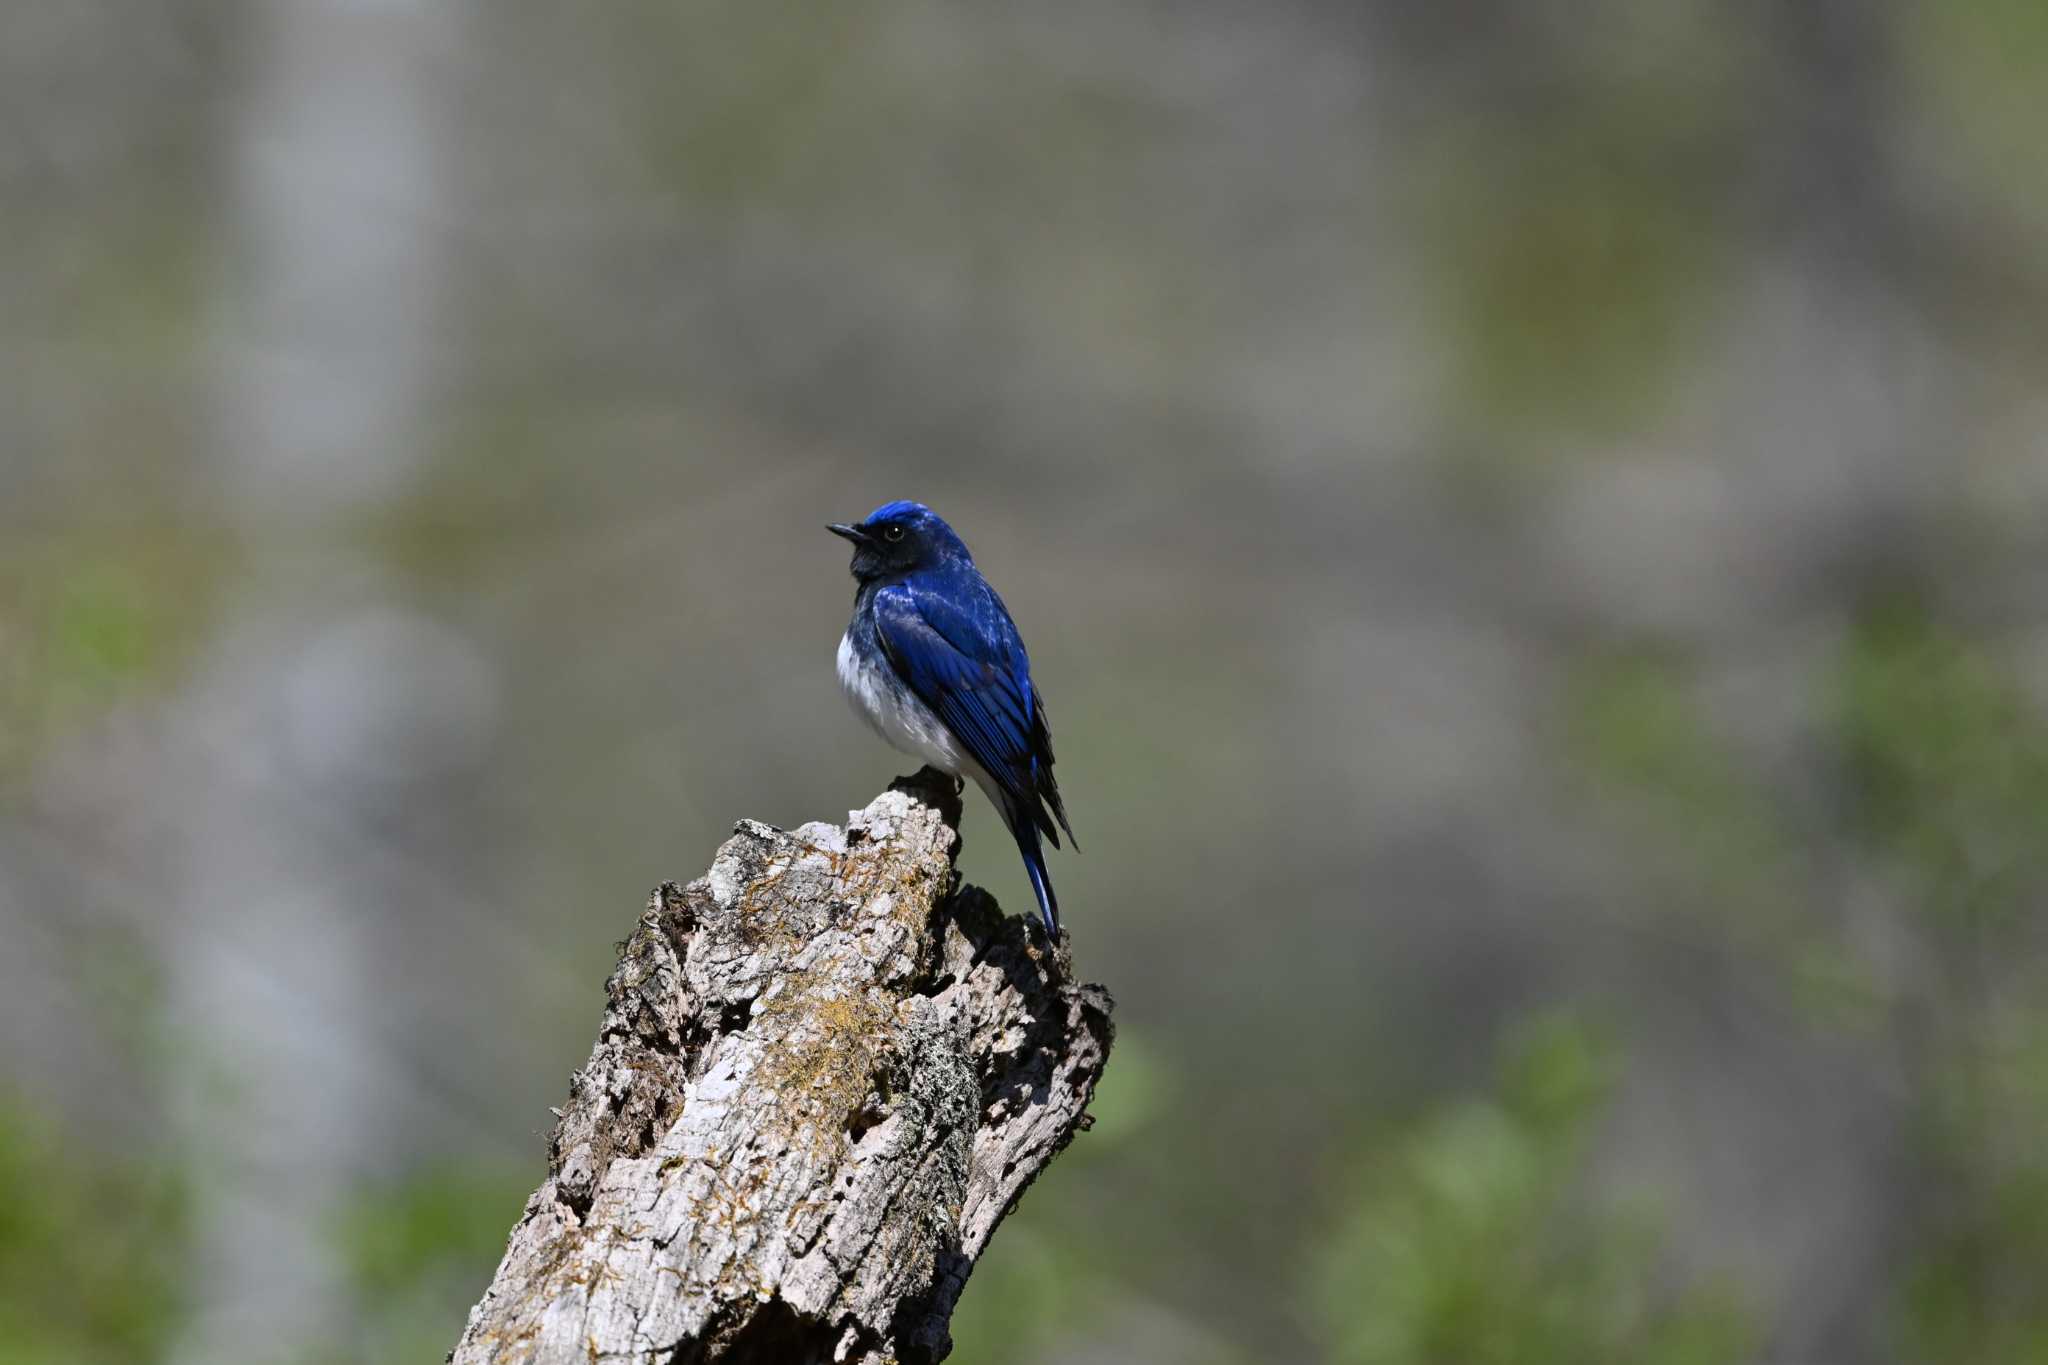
top-left (450, 769), bottom-right (1114, 1364)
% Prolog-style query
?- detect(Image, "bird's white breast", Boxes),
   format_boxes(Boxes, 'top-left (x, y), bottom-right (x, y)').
top-left (837, 630), bottom-right (966, 777)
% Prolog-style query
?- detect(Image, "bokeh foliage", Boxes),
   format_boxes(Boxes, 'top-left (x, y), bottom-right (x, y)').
top-left (1837, 603), bottom-right (2048, 1364)
top-left (1308, 1017), bottom-right (1748, 1365)
top-left (0, 1103), bottom-right (188, 1365)
top-left (0, 526), bottom-right (224, 779)
top-left (1564, 597), bottom-right (2048, 1364)
top-left (1418, 0), bottom-right (1745, 443)
top-left (318, 1165), bottom-right (533, 1365)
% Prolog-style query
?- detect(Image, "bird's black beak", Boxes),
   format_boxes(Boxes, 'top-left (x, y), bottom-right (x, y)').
top-left (827, 522), bottom-right (871, 545)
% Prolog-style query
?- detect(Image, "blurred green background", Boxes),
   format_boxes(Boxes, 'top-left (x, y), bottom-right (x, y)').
top-left (3, 1), bottom-right (2046, 1361)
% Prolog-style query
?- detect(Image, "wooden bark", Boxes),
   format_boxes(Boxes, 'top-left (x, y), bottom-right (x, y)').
top-left (450, 770), bottom-right (1114, 1364)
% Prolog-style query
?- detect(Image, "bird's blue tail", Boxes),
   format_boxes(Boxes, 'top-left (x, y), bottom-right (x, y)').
top-left (1008, 809), bottom-right (1060, 936)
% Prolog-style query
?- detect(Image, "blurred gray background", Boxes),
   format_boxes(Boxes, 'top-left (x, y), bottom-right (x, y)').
top-left (4, 2), bottom-right (2046, 1362)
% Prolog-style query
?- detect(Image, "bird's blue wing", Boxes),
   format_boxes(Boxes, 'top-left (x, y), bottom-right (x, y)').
top-left (873, 571), bottom-right (1077, 933)
top-left (872, 576), bottom-right (1040, 799)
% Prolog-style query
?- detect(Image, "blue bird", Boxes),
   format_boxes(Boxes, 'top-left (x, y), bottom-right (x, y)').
top-left (828, 501), bottom-right (1076, 935)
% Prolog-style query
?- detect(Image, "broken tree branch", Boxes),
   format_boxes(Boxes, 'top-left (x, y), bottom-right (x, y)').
top-left (450, 769), bottom-right (1115, 1364)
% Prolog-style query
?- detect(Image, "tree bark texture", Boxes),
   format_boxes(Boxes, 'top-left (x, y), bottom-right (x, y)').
top-left (450, 770), bottom-right (1115, 1364)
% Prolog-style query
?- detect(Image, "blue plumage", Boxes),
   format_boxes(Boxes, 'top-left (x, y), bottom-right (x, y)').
top-left (829, 503), bottom-right (1075, 934)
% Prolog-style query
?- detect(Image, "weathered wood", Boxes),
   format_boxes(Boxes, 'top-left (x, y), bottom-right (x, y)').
top-left (451, 770), bottom-right (1114, 1364)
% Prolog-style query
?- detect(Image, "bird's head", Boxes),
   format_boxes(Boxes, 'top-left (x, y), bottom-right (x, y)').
top-left (827, 501), bottom-right (971, 582)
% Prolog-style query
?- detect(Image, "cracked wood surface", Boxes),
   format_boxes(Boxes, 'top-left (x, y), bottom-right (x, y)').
top-left (450, 770), bottom-right (1114, 1365)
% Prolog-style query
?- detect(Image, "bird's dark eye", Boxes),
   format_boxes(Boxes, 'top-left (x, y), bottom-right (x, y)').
top-left (883, 525), bottom-right (906, 543)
